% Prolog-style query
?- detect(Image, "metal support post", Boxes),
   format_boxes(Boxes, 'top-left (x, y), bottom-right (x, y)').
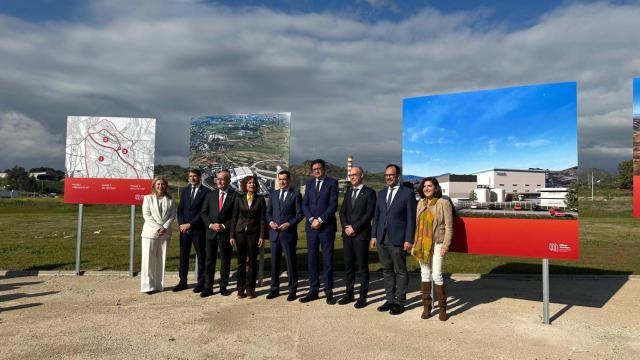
top-left (542, 258), bottom-right (550, 325)
top-left (129, 205), bottom-right (136, 277)
top-left (75, 204), bottom-right (84, 275)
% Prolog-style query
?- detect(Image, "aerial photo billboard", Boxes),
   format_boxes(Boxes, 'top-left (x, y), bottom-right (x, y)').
top-left (634, 77), bottom-right (640, 217)
top-left (64, 116), bottom-right (156, 205)
top-left (403, 82), bottom-right (579, 259)
top-left (190, 113), bottom-right (291, 195)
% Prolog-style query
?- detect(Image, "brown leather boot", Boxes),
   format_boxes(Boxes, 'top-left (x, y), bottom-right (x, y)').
top-left (237, 288), bottom-right (246, 299)
top-left (247, 288), bottom-right (256, 299)
top-left (435, 284), bottom-right (447, 321)
top-left (420, 281), bottom-right (432, 319)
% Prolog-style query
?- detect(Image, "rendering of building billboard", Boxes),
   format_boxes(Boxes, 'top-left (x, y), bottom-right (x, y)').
top-left (403, 82), bottom-right (579, 259)
top-left (190, 113), bottom-right (291, 196)
top-left (634, 78), bottom-right (640, 217)
top-left (64, 116), bottom-right (156, 205)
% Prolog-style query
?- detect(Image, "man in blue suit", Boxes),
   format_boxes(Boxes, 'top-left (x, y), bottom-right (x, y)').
top-left (372, 164), bottom-right (416, 315)
top-left (174, 168), bottom-right (211, 293)
top-left (266, 170), bottom-right (304, 301)
top-left (300, 159), bottom-right (339, 304)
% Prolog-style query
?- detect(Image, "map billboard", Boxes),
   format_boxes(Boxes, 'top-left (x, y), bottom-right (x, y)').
top-left (403, 82), bottom-right (579, 259)
top-left (64, 116), bottom-right (156, 205)
top-left (190, 113), bottom-right (290, 196)
top-left (634, 77), bottom-right (640, 217)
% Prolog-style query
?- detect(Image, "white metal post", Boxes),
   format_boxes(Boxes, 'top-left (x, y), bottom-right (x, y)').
top-left (75, 204), bottom-right (84, 275)
top-left (542, 258), bottom-right (550, 325)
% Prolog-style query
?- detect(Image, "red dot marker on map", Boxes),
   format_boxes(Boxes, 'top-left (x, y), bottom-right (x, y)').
top-left (122, 148), bottom-right (128, 154)
top-left (103, 137), bottom-right (109, 142)
top-left (98, 156), bottom-right (104, 162)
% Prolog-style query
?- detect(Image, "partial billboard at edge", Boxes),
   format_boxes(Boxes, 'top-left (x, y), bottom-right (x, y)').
top-left (64, 116), bottom-right (156, 205)
top-left (633, 78), bottom-right (640, 217)
top-left (403, 82), bottom-right (579, 260)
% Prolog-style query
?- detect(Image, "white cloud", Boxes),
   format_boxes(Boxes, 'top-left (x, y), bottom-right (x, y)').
top-left (512, 139), bottom-right (551, 148)
top-left (0, 2), bottom-right (638, 172)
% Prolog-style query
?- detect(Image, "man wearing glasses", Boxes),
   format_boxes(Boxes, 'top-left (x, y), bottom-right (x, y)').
top-left (371, 164), bottom-right (416, 315)
top-left (338, 166), bottom-right (376, 308)
top-left (300, 159), bottom-right (339, 304)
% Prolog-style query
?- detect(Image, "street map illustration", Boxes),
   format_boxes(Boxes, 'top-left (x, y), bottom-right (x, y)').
top-left (65, 116), bottom-right (156, 179)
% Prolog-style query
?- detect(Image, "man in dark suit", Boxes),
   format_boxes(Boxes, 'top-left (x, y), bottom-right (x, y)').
top-left (200, 169), bottom-right (236, 297)
top-left (300, 159), bottom-right (339, 304)
top-left (266, 170), bottom-right (304, 301)
top-left (372, 164), bottom-right (416, 315)
top-left (174, 168), bottom-right (211, 293)
top-left (338, 166), bottom-right (376, 309)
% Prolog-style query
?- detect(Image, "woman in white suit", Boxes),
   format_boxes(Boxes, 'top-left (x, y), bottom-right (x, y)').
top-left (141, 176), bottom-right (176, 294)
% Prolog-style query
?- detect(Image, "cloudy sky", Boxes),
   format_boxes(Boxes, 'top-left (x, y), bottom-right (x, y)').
top-left (0, 0), bottom-right (638, 173)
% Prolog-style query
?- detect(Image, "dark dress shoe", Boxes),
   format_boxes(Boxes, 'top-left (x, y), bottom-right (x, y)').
top-left (237, 288), bottom-right (246, 299)
top-left (354, 298), bottom-right (367, 309)
top-left (145, 290), bottom-right (155, 295)
top-left (377, 301), bottom-right (392, 312)
top-left (337, 295), bottom-right (354, 305)
top-left (325, 295), bottom-right (336, 305)
top-left (200, 288), bottom-right (213, 298)
top-left (193, 285), bottom-right (204, 293)
top-left (299, 293), bottom-right (319, 303)
top-left (247, 288), bottom-right (256, 299)
top-left (219, 287), bottom-right (230, 296)
top-left (266, 291), bottom-right (279, 299)
top-left (286, 293), bottom-right (297, 302)
top-left (389, 303), bottom-right (405, 315)
top-left (172, 283), bottom-right (187, 292)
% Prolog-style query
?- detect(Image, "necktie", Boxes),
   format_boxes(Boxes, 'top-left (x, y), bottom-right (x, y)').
top-left (351, 188), bottom-right (358, 207)
top-left (279, 190), bottom-right (285, 205)
top-left (315, 180), bottom-right (321, 193)
top-left (386, 187), bottom-right (394, 208)
top-left (219, 191), bottom-right (225, 211)
top-left (190, 186), bottom-right (196, 200)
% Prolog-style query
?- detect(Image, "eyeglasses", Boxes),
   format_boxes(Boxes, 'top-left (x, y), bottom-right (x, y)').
top-left (384, 174), bottom-right (398, 178)
top-left (312, 167), bottom-right (323, 172)
top-left (348, 173), bottom-right (362, 177)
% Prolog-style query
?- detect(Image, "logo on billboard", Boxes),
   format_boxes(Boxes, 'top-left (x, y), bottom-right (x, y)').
top-left (549, 243), bottom-right (571, 253)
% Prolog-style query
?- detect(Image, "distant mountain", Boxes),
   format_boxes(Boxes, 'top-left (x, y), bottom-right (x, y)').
top-left (546, 166), bottom-right (578, 187)
top-left (403, 175), bottom-right (422, 182)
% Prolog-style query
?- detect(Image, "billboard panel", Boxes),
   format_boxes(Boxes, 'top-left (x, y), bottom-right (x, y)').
top-left (634, 78), bottom-right (640, 217)
top-left (190, 113), bottom-right (290, 195)
top-left (403, 82), bottom-right (579, 259)
top-left (64, 116), bottom-right (156, 205)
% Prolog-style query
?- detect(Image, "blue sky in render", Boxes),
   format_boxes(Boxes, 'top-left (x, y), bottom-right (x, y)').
top-left (403, 82), bottom-right (577, 176)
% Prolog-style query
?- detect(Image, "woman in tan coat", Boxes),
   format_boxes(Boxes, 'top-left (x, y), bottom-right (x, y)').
top-left (412, 177), bottom-right (453, 320)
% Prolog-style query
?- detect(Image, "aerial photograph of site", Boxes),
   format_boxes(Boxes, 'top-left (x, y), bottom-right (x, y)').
top-left (403, 82), bottom-right (578, 219)
top-left (190, 113), bottom-right (290, 195)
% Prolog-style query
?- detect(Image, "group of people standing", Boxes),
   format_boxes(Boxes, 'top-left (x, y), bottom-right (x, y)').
top-left (139, 159), bottom-right (453, 320)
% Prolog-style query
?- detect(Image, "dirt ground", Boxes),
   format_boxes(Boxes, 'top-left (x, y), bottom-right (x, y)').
top-left (1, 272), bottom-right (638, 359)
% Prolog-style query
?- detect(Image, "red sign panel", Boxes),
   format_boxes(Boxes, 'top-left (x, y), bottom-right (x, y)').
top-left (449, 217), bottom-right (579, 260)
top-left (64, 178), bottom-right (151, 205)
top-left (634, 176), bottom-right (640, 217)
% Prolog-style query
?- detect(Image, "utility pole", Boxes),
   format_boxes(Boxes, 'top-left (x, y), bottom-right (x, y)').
top-left (591, 171), bottom-right (594, 201)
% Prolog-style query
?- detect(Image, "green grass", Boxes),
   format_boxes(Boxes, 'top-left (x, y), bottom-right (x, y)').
top-left (1, 190), bottom-right (639, 274)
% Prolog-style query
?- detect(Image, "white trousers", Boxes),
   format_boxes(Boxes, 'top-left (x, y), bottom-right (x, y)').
top-left (419, 242), bottom-right (444, 285)
top-left (140, 235), bottom-right (169, 292)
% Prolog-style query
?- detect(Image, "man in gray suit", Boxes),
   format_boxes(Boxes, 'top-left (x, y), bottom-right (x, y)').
top-left (371, 164), bottom-right (416, 315)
